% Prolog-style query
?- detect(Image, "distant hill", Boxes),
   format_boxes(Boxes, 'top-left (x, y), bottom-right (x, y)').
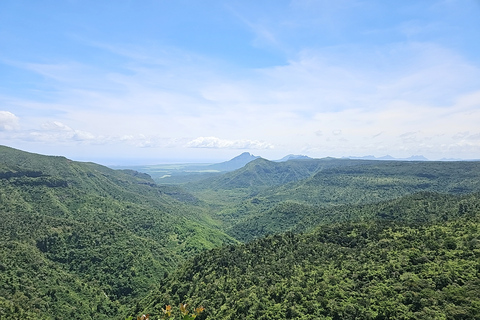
top-left (186, 157), bottom-right (346, 191)
top-left (202, 152), bottom-right (260, 171)
top-left (184, 157), bottom-right (480, 238)
top-left (346, 154), bottom-right (429, 161)
top-left (118, 153), bottom-right (317, 185)
top-left (275, 154), bottom-right (312, 162)
top-left (116, 152), bottom-right (261, 184)
top-left (4, 145), bottom-right (480, 319)
top-left (186, 157), bottom-right (404, 191)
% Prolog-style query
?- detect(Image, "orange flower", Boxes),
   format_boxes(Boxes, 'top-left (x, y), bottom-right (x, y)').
top-left (162, 305), bottom-right (172, 317)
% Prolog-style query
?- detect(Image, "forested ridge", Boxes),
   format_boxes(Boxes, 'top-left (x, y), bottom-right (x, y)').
top-left (0, 146), bottom-right (235, 319)
top-left (228, 192), bottom-right (480, 242)
top-left (1, 145), bottom-right (480, 319)
top-left (139, 197), bottom-right (480, 319)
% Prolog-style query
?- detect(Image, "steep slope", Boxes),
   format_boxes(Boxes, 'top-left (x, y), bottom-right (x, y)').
top-left (0, 146), bottom-right (235, 318)
top-left (0, 238), bottom-right (120, 319)
top-left (119, 152), bottom-right (260, 185)
top-left (186, 157), bottom-right (365, 193)
top-left (266, 160), bottom-right (480, 205)
top-left (136, 193), bottom-right (480, 319)
top-left (204, 152), bottom-right (260, 172)
top-left (195, 159), bottom-right (480, 232)
top-left (228, 192), bottom-right (480, 242)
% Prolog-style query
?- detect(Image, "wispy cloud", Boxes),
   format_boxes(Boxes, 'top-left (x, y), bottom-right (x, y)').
top-left (1, 0), bottom-right (480, 161)
top-left (3, 39), bottom-right (480, 160)
top-left (224, 3), bottom-right (282, 51)
top-left (187, 137), bottom-right (274, 149)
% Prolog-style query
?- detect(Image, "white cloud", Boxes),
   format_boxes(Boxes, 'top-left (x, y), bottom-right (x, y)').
top-left (41, 121), bottom-right (73, 131)
top-left (0, 111), bottom-right (19, 131)
top-left (20, 62), bottom-right (79, 82)
top-left (2, 5), bottom-right (480, 162)
top-left (467, 133), bottom-right (480, 141)
top-left (332, 129), bottom-right (342, 136)
top-left (72, 130), bottom-right (96, 141)
top-left (187, 136), bottom-right (274, 149)
top-left (452, 131), bottom-right (469, 140)
top-left (117, 135), bottom-right (186, 148)
top-left (26, 121), bottom-right (99, 143)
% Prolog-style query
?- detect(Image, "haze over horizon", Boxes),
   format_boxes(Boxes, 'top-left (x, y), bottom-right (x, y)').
top-left (1, 1), bottom-right (480, 165)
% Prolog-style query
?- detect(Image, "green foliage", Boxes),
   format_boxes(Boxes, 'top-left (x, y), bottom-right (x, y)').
top-left (230, 192), bottom-right (480, 242)
top-left (141, 196), bottom-right (480, 319)
top-left (0, 146), bottom-right (234, 319)
top-left (186, 158), bottom-right (480, 241)
top-left (127, 304), bottom-right (204, 320)
top-left (244, 161), bottom-right (479, 216)
top-left (3, 146), bottom-right (480, 319)
top-left (0, 240), bottom-right (121, 319)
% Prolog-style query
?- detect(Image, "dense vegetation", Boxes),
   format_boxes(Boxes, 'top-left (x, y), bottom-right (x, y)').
top-left (228, 192), bottom-right (480, 242)
top-left (139, 193), bottom-right (480, 319)
top-left (0, 146), bottom-right (234, 319)
top-left (183, 158), bottom-right (480, 241)
top-left (2, 145), bottom-right (480, 319)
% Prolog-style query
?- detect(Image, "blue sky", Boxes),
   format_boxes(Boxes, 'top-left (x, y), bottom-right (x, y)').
top-left (1, 0), bottom-right (480, 164)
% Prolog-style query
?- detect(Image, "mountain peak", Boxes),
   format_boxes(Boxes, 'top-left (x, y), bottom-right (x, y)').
top-left (406, 155), bottom-right (429, 161)
top-left (206, 152), bottom-right (260, 171)
top-left (276, 154), bottom-right (312, 162)
top-left (232, 152), bottom-right (256, 160)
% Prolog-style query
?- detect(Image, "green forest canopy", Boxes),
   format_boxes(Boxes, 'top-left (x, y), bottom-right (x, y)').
top-left (1, 145), bottom-right (480, 319)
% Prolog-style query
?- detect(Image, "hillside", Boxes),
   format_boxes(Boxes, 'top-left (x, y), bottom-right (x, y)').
top-left (116, 152), bottom-right (261, 185)
top-left (188, 158), bottom-right (480, 200)
top-left (3, 146), bottom-right (480, 319)
top-left (137, 192), bottom-right (480, 319)
top-left (275, 154), bottom-right (312, 162)
top-left (183, 158), bottom-right (480, 234)
top-left (187, 157), bottom-right (366, 191)
top-left (203, 152), bottom-right (260, 172)
top-left (0, 146), bottom-right (235, 319)
top-left (228, 192), bottom-right (480, 242)
top-left (183, 158), bottom-right (362, 207)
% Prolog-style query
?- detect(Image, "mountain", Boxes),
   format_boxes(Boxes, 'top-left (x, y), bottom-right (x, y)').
top-left (184, 158), bottom-right (480, 240)
top-left (405, 155), bottom-right (429, 161)
top-left (275, 154), bottom-right (312, 162)
top-left (0, 145), bottom-right (235, 319)
top-left (4, 145), bottom-right (480, 319)
top-left (346, 154), bottom-right (429, 161)
top-left (248, 159), bottom-right (480, 207)
top-left (116, 152), bottom-right (261, 185)
top-left (186, 157), bottom-right (340, 192)
top-left (203, 152), bottom-right (260, 171)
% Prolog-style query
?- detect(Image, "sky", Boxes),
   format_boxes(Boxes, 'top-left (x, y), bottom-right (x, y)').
top-left (1, 0), bottom-right (480, 165)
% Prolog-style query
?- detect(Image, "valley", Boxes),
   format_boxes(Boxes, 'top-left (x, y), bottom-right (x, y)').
top-left (1, 145), bottom-right (479, 319)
